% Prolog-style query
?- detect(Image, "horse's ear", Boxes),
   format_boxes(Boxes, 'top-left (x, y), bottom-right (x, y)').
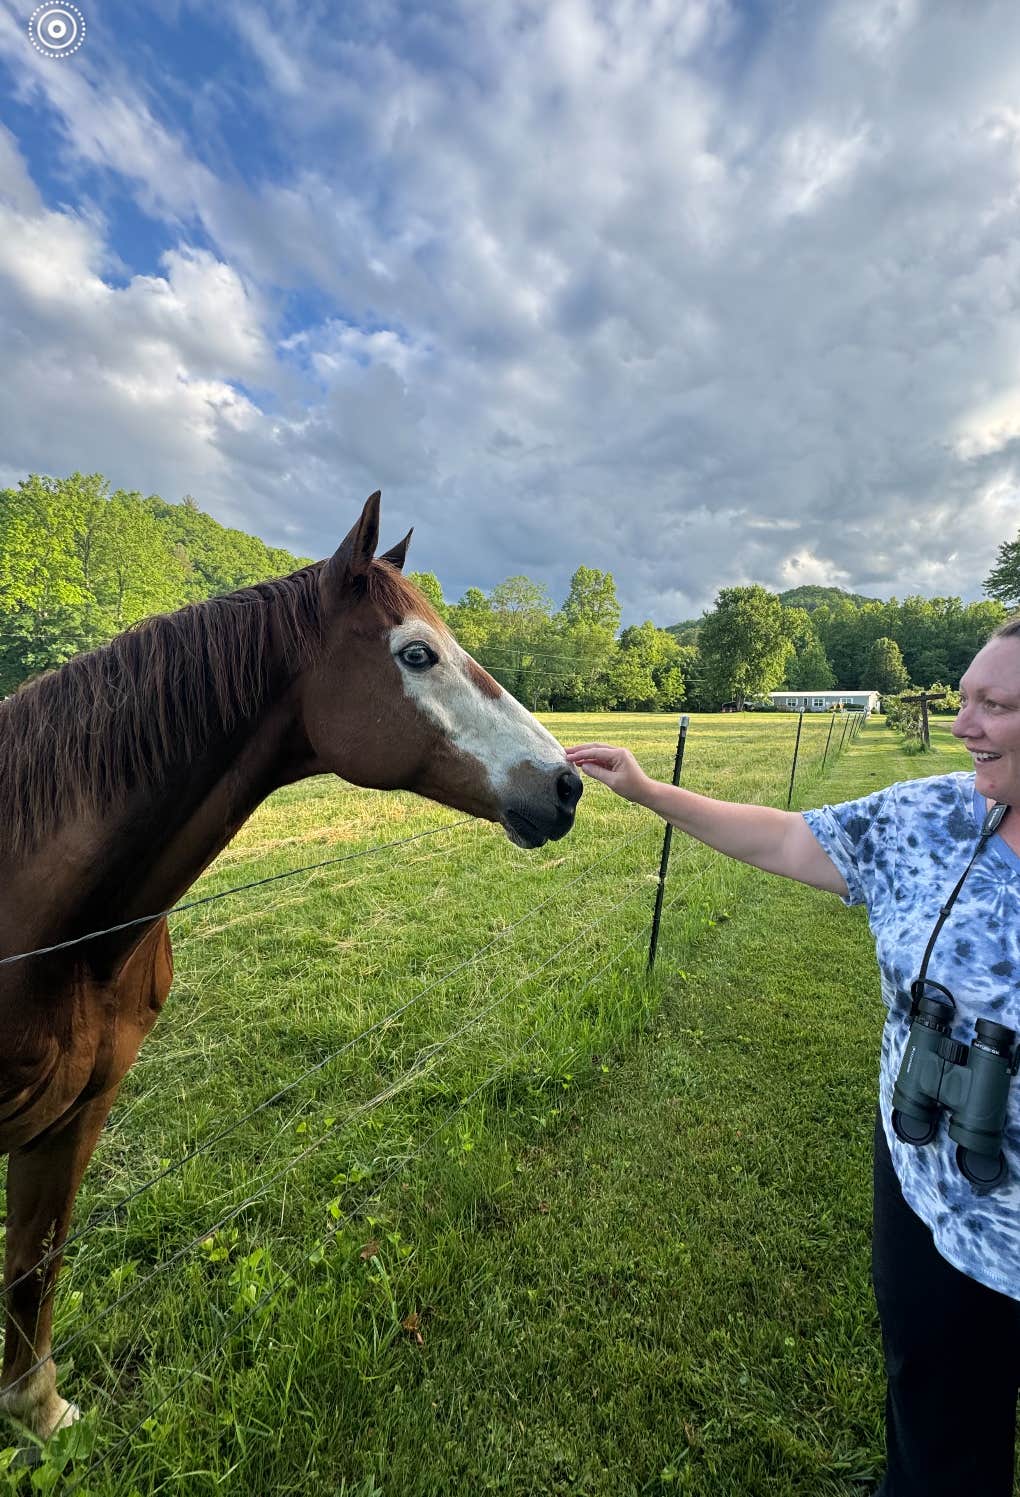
top-left (379, 528), bottom-right (413, 572)
top-left (323, 491), bottom-right (381, 598)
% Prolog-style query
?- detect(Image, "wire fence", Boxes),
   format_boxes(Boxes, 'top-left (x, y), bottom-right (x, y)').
top-left (11, 858), bottom-right (670, 1403)
top-left (0, 706), bottom-right (868, 1480)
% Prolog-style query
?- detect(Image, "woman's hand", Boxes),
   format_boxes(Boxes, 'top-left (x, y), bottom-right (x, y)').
top-left (564, 743), bottom-right (651, 803)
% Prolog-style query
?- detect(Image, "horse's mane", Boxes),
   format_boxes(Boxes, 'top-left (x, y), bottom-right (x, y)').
top-left (0, 558), bottom-right (443, 854)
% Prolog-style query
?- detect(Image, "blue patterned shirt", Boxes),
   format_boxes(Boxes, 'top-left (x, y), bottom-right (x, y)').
top-left (803, 771), bottom-right (1020, 1300)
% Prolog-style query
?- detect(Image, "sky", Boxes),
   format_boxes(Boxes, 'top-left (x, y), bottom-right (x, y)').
top-left (1, 0), bottom-right (1020, 627)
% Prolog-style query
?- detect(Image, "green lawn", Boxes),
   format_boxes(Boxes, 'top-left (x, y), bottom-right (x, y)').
top-left (1, 714), bottom-right (979, 1494)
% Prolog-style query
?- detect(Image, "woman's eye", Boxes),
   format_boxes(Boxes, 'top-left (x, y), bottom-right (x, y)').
top-left (399, 642), bottom-right (437, 670)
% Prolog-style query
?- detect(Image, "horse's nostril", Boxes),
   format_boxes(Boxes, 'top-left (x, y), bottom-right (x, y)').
top-left (557, 768), bottom-right (583, 808)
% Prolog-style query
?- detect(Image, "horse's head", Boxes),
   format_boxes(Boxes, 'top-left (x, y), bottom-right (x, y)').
top-left (297, 493), bottom-right (582, 848)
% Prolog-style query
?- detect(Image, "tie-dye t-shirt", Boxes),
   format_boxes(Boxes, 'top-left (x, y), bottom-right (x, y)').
top-left (802, 771), bottom-right (1020, 1301)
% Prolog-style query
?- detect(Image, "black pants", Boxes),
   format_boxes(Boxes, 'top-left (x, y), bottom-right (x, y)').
top-left (871, 1111), bottom-right (1020, 1496)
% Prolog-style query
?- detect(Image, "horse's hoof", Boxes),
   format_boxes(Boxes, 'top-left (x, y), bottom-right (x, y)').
top-left (50, 1397), bottom-right (81, 1434)
top-left (0, 1378), bottom-right (80, 1442)
top-left (4, 1399), bottom-right (81, 1467)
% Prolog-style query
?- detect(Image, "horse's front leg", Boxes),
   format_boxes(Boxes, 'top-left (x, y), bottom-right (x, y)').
top-left (0, 1088), bottom-right (120, 1440)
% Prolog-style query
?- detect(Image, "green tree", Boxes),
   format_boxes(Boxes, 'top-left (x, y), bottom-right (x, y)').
top-left (488, 575), bottom-right (553, 626)
top-left (946, 600), bottom-right (1005, 680)
top-left (984, 531), bottom-right (1020, 609)
top-left (482, 576), bottom-right (555, 707)
top-left (868, 636), bottom-right (910, 695)
top-left (781, 607), bottom-right (835, 690)
top-left (608, 621), bottom-right (685, 711)
top-left (448, 587), bottom-right (493, 654)
top-left (548, 568), bottom-right (621, 710)
top-left (674, 645), bottom-right (708, 709)
top-left (895, 596), bottom-right (943, 685)
top-left (0, 476), bottom-right (314, 695)
top-left (697, 586), bottom-right (794, 709)
top-left (561, 566), bottom-right (621, 633)
top-left (786, 633), bottom-right (836, 690)
top-left (0, 473), bottom-right (95, 689)
top-left (143, 495), bottom-right (310, 600)
top-left (813, 598), bottom-right (896, 687)
top-left (780, 606), bottom-right (815, 653)
top-left (811, 593), bottom-right (1005, 690)
top-left (0, 473), bottom-right (187, 692)
top-left (92, 491), bottom-right (188, 635)
top-left (544, 620), bottom-right (615, 710)
top-left (407, 571), bottom-right (447, 618)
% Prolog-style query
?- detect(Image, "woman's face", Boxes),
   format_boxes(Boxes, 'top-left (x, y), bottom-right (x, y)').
top-left (953, 637), bottom-right (1020, 805)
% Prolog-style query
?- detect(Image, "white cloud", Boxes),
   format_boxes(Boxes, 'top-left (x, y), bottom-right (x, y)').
top-left (773, 122), bottom-right (876, 219)
top-left (780, 550), bottom-right (854, 590)
top-left (834, 0), bottom-right (921, 58)
top-left (0, 136), bottom-right (268, 510)
top-left (2, 0), bottom-right (1020, 621)
top-left (954, 388), bottom-right (1020, 462)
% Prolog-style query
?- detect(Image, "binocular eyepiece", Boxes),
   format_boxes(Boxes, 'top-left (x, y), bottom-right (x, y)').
top-left (891, 984), bottom-right (1018, 1192)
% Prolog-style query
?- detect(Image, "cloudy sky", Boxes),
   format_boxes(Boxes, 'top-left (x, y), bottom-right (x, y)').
top-left (1, 0), bottom-right (1019, 625)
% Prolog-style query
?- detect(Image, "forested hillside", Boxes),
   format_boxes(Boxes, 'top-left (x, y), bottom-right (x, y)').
top-left (1, 473), bottom-right (1017, 711)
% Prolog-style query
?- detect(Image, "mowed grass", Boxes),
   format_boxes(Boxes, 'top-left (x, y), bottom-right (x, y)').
top-left (0, 714), bottom-right (974, 1494)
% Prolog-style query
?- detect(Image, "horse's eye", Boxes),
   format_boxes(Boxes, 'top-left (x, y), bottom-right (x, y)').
top-left (398, 642), bottom-right (438, 671)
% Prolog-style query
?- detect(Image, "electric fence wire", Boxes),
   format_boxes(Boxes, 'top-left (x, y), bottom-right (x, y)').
top-left (1, 718), bottom-right (840, 1442)
top-left (2, 818), bottom-right (662, 1335)
top-left (0, 819), bottom-right (479, 968)
top-left (573, 860), bottom-right (716, 1001)
top-left (0, 733), bottom-right (689, 969)
top-left (11, 849), bottom-right (690, 1404)
top-left (62, 1024), bottom-right (550, 1494)
top-left (63, 858), bottom-right (724, 1488)
top-left (8, 728), bottom-right (805, 1306)
top-left (168, 820), bottom-right (483, 952)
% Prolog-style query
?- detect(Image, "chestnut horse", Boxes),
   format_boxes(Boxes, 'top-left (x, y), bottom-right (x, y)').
top-left (0, 492), bottom-right (582, 1440)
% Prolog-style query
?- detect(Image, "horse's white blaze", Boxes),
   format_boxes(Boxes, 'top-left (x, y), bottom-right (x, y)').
top-left (389, 618), bottom-right (564, 791)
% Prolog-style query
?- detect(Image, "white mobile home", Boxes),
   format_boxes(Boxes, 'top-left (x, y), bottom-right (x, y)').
top-left (769, 690), bottom-right (881, 715)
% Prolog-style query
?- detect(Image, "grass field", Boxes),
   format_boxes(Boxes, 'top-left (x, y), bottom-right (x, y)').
top-left (0, 712), bottom-right (977, 1494)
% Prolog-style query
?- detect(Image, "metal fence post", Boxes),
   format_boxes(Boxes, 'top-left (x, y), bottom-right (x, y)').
top-left (648, 714), bottom-right (689, 970)
top-left (786, 709), bottom-right (805, 809)
top-left (838, 711), bottom-right (850, 755)
top-left (821, 711), bottom-right (835, 773)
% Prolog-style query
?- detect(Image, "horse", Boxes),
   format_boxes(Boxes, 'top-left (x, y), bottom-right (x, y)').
top-left (0, 491), bottom-right (582, 1441)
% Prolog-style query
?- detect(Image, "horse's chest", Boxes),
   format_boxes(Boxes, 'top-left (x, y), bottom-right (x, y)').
top-left (0, 931), bottom-right (172, 1152)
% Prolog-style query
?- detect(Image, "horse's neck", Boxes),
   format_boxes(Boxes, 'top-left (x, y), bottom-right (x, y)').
top-left (8, 691), bottom-right (311, 970)
top-left (120, 694), bottom-right (307, 905)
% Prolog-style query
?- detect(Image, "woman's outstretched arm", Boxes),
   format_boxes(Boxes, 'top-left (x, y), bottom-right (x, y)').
top-left (565, 743), bottom-right (849, 898)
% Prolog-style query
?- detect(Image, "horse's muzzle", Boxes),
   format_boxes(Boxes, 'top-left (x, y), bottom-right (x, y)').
top-left (500, 765), bottom-right (582, 848)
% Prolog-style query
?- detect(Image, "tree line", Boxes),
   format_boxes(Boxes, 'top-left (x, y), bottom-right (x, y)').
top-left (1, 473), bottom-right (1017, 709)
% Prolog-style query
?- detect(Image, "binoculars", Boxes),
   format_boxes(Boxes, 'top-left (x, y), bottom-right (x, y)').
top-left (891, 982), bottom-right (1020, 1192)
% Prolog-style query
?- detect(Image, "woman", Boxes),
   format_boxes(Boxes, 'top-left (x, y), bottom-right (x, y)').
top-left (566, 618), bottom-right (1020, 1497)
